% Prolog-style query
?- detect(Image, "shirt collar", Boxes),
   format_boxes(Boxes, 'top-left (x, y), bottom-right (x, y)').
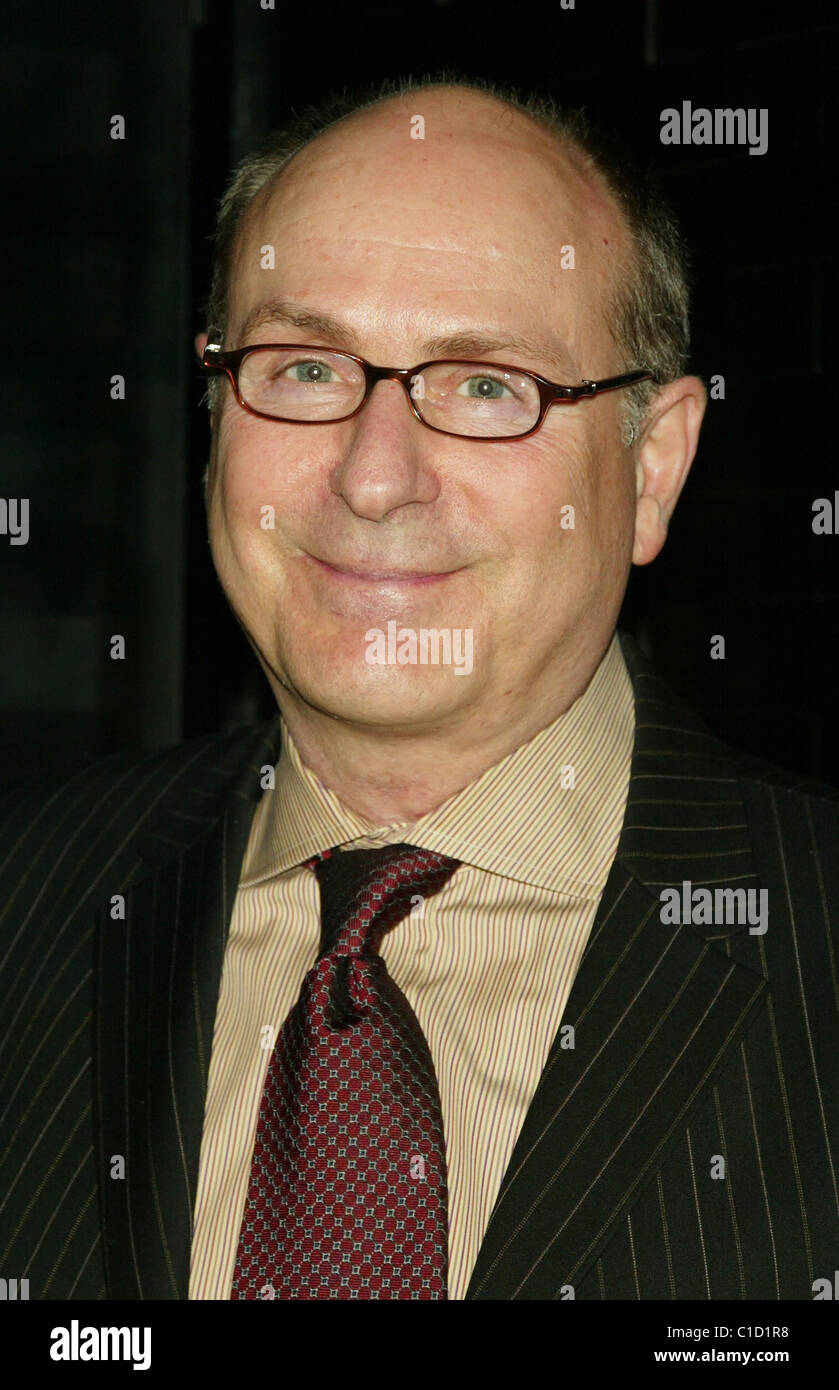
top-left (240, 631), bottom-right (634, 899)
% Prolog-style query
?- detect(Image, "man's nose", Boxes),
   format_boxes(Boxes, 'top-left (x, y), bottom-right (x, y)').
top-left (328, 379), bottom-right (441, 522)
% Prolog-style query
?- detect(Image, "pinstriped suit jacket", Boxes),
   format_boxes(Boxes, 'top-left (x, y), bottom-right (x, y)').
top-left (1, 630), bottom-right (838, 1301)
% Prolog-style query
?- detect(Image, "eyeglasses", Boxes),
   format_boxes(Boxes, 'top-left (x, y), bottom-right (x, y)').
top-left (202, 334), bottom-right (654, 442)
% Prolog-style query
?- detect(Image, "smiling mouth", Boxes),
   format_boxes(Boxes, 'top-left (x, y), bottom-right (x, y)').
top-left (308, 556), bottom-right (460, 584)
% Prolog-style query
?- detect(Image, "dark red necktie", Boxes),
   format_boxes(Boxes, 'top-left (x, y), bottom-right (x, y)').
top-left (230, 843), bottom-right (460, 1300)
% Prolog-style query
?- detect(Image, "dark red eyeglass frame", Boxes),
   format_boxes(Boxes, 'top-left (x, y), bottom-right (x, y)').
top-left (201, 336), bottom-right (655, 442)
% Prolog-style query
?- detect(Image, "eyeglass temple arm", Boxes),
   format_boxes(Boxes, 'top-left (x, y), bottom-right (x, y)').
top-left (577, 370), bottom-right (654, 397)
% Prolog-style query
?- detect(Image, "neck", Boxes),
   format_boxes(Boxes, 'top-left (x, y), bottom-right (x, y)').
top-left (272, 641), bottom-right (610, 824)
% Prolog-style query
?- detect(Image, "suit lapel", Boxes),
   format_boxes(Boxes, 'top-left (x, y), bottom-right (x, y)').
top-left (466, 632), bottom-right (769, 1299)
top-left (95, 718), bottom-right (282, 1299)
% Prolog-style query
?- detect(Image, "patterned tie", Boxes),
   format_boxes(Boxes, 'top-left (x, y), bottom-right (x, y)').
top-left (231, 843), bottom-right (460, 1300)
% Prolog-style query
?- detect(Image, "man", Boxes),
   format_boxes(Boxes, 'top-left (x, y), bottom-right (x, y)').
top-left (1, 75), bottom-right (837, 1302)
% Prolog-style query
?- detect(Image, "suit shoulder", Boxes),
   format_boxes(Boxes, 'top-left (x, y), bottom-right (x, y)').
top-left (724, 740), bottom-right (839, 814)
top-left (0, 720), bottom-right (279, 840)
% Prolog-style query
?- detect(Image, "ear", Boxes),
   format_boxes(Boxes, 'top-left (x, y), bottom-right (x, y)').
top-left (632, 375), bottom-right (707, 566)
top-left (195, 331), bottom-right (209, 361)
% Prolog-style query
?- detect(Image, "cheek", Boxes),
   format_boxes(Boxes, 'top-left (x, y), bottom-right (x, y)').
top-left (489, 425), bottom-right (632, 609)
top-left (545, 409), bottom-right (634, 534)
top-left (588, 439), bottom-right (636, 547)
top-left (211, 409), bottom-right (340, 539)
top-left (208, 415), bottom-right (294, 562)
top-left (489, 429), bottom-right (593, 558)
top-left (208, 468), bottom-right (275, 605)
top-left (215, 412), bottom-right (273, 507)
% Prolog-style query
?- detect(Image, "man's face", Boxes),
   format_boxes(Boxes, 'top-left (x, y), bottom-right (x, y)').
top-left (206, 92), bottom-right (638, 738)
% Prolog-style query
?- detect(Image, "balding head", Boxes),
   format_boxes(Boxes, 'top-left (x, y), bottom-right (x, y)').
top-left (204, 76), bottom-right (691, 447)
top-left (224, 83), bottom-right (631, 410)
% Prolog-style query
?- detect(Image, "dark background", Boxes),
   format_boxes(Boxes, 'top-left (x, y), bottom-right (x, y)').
top-left (2, 0), bottom-right (837, 785)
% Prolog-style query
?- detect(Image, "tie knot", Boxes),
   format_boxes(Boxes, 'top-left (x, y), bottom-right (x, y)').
top-left (312, 843), bottom-right (459, 957)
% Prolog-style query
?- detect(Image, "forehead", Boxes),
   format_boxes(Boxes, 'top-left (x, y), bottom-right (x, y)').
top-left (226, 94), bottom-right (627, 363)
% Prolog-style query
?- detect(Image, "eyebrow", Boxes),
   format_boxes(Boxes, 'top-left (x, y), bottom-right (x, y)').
top-left (236, 299), bottom-right (578, 379)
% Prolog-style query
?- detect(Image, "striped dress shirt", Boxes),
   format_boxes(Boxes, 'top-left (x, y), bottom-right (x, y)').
top-left (188, 631), bottom-right (635, 1299)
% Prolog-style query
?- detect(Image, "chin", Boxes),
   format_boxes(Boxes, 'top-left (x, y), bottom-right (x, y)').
top-left (275, 658), bottom-right (476, 730)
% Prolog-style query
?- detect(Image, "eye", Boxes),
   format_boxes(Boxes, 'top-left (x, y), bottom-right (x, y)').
top-left (456, 374), bottom-right (514, 400)
top-left (283, 359), bottom-right (336, 383)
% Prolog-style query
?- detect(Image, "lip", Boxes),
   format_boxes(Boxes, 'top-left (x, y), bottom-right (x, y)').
top-left (307, 556), bottom-right (459, 586)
